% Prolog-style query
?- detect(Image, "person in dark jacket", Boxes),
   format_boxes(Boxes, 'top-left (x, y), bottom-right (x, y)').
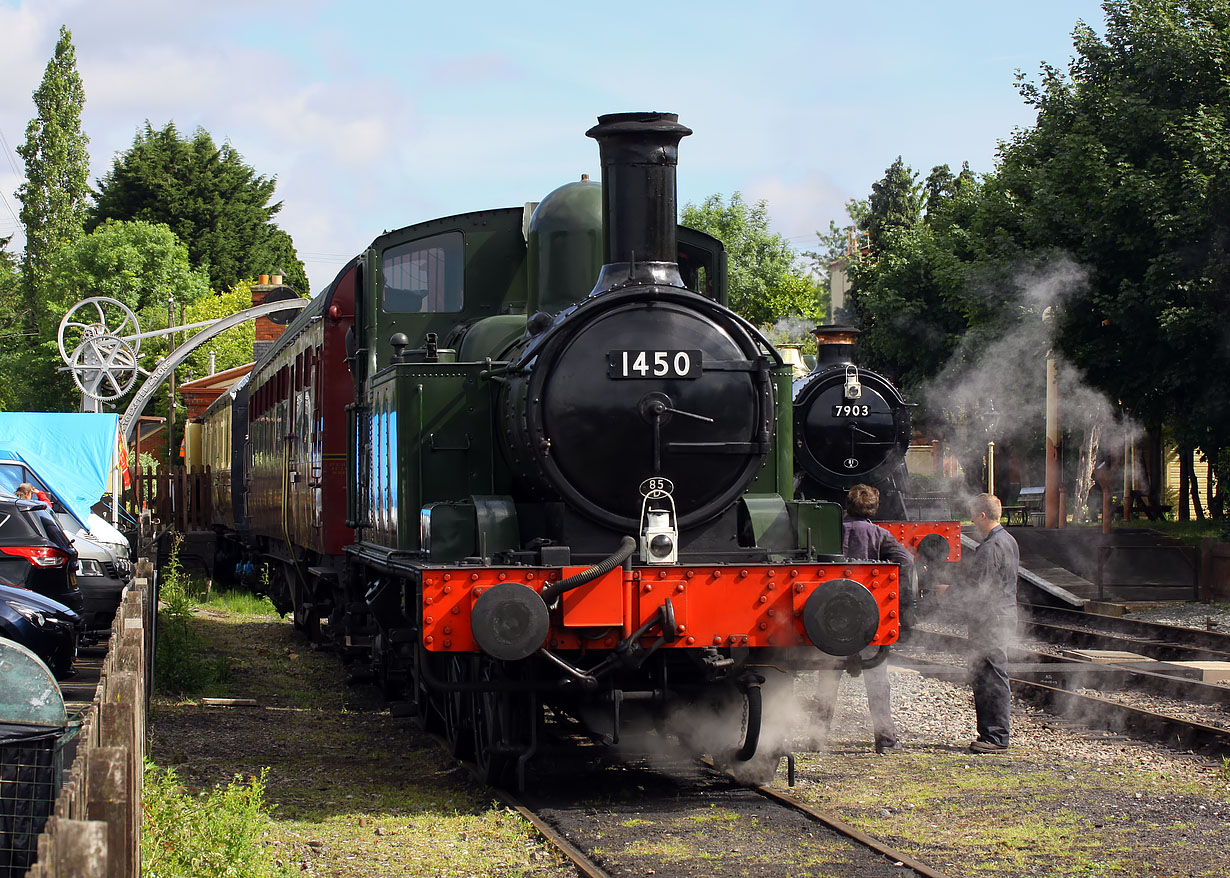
top-left (816, 484), bottom-right (915, 754)
top-left (16, 482), bottom-right (78, 570)
top-left (965, 492), bottom-right (1019, 753)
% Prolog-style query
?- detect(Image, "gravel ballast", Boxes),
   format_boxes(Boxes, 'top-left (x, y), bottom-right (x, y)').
top-left (782, 656), bottom-right (1230, 877)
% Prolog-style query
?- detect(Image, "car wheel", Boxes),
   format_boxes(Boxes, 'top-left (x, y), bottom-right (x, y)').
top-left (52, 633), bottom-right (78, 679)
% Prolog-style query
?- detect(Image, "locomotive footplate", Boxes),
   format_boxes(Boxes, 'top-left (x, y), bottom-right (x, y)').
top-left (420, 562), bottom-right (899, 657)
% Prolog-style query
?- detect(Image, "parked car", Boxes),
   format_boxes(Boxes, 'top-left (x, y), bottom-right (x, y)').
top-left (0, 577), bottom-right (81, 678)
top-left (0, 455), bottom-right (132, 627)
top-left (0, 496), bottom-right (84, 616)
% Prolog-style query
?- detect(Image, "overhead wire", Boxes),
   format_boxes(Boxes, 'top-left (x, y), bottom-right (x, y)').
top-left (0, 125), bottom-right (26, 237)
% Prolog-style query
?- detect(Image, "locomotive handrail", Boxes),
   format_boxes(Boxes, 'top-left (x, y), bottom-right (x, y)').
top-left (506, 285), bottom-right (784, 370)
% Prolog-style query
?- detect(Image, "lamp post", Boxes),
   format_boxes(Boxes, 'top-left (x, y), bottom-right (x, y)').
top-left (984, 399), bottom-right (1000, 497)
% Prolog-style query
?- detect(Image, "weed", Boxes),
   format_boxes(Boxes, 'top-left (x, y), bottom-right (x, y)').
top-left (204, 589), bottom-right (281, 616)
top-left (155, 534), bottom-right (230, 694)
top-left (143, 761), bottom-right (291, 878)
top-left (1220, 756), bottom-right (1230, 783)
top-left (689, 805), bottom-right (740, 825)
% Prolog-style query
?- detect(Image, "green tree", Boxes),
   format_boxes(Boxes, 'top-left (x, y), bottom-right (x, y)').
top-left (181, 280), bottom-right (257, 381)
top-left (91, 122), bottom-right (308, 295)
top-left (865, 157), bottom-right (921, 252)
top-left (681, 192), bottom-right (824, 326)
top-left (14, 221), bottom-right (211, 412)
top-left (808, 198), bottom-right (870, 271)
top-left (43, 220), bottom-right (210, 319)
top-left (0, 239), bottom-right (27, 412)
top-left (922, 162), bottom-right (975, 221)
top-left (997, 0), bottom-right (1230, 507)
top-left (16, 24), bottom-right (90, 331)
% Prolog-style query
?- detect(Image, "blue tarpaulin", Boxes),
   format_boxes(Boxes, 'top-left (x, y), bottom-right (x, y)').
top-left (0, 413), bottom-right (120, 526)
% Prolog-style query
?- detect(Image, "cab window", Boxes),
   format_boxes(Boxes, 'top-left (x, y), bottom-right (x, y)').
top-left (382, 232), bottom-right (464, 313)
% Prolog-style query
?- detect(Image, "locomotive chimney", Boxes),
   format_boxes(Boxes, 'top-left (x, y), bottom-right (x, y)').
top-left (586, 112), bottom-right (691, 289)
top-left (812, 325), bottom-right (861, 368)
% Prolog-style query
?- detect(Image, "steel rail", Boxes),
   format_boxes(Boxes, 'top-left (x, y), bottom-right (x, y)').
top-left (903, 627), bottom-right (1230, 704)
top-left (697, 756), bottom-right (955, 878)
top-left (428, 728), bottom-right (614, 878)
top-left (1008, 678), bottom-right (1230, 757)
top-left (1021, 619), bottom-right (1230, 663)
top-left (1022, 603), bottom-right (1230, 653)
top-left (493, 789), bottom-right (615, 878)
top-left (752, 782), bottom-right (957, 878)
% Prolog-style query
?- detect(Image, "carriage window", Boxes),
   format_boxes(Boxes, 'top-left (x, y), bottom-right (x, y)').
top-left (382, 232), bottom-right (464, 313)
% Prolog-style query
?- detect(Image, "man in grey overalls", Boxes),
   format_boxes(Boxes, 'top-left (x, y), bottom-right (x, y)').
top-left (966, 492), bottom-right (1019, 752)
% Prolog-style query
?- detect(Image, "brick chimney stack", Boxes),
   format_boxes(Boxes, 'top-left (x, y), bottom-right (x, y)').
top-left (250, 273), bottom-right (291, 361)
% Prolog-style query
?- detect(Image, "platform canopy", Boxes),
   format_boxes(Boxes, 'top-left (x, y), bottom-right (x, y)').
top-left (0, 412), bottom-right (125, 526)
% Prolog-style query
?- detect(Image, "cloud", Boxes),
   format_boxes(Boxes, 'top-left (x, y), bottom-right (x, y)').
top-left (744, 170), bottom-right (851, 244)
top-left (0, 0), bottom-right (1110, 299)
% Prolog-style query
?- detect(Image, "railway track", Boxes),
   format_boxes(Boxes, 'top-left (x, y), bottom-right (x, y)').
top-left (1022, 603), bottom-right (1230, 661)
top-left (898, 615), bottom-right (1230, 759)
top-left (485, 749), bottom-right (957, 878)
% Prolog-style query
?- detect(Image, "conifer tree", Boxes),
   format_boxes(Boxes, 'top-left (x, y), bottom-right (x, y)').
top-left (16, 24), bottom-right (90, 330)
top-left (92, 122), bottom-right (308, 294)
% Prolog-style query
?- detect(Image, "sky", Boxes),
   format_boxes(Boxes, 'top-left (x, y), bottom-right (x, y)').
top-left (0, 0), bottom-right (1111, 297)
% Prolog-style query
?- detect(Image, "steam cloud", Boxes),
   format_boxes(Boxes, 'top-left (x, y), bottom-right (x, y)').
top-left (916, 255), bottom-right (1144, 514)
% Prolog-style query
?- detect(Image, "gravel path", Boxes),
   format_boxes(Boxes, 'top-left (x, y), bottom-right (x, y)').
top-left (817, 663), bottom-right (1228, 783)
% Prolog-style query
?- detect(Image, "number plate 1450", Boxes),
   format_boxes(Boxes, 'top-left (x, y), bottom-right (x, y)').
top-left (608, 350), bottom-right (702, 379)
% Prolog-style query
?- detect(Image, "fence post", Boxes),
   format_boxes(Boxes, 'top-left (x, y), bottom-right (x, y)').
top-left (1096, 545), bottom-right (1105, 601)
top-left (99, 670), bottom-right (140, 878)
top-left (49, 817), bottom-right (109, 878)
top-left (85, 748), bottom-right (131, 878)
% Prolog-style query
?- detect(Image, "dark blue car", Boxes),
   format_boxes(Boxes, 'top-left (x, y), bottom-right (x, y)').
top-left (0, 578), bottom-right (80, 678)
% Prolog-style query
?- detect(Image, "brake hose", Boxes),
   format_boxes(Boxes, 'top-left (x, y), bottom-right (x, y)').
top-left (540, 536), bottom-right (637, 603)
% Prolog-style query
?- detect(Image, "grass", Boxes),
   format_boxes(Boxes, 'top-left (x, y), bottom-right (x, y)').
top-left (146, 581), bottom-right (571, 878)
top-left (143, 762), bottom-right (291, 878)
top-left (788, 742), bottom-right (1230, 878)
top-left (202, 588), bottom-right (282, 616)
top-left (688, 804), bottom-right (741, 825)
top-left (1061, 516), bottom-right (1227, 544)
top-left (155, 535), bottom-right (232, 695)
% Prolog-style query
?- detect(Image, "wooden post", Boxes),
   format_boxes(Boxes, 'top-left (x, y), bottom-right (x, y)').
top-left (86, 749), bottom-right (130, 878)
top-left (1045, 352), bottom-right (1061, 528)
top-left (48, 818), bottom-right (109, 878)
top-left (1202, 538), bottom-right (1212, 603)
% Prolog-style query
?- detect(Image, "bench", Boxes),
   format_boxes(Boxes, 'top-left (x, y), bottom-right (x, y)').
top-left (1011, 486), bottom-right (1046, 527)
top-left (1018, 486), bottom-right (1045, 509)
top-left (1001, 505), bottom-right (1029, 526)
top-left (1130, 490), bottom-right (1172, 522)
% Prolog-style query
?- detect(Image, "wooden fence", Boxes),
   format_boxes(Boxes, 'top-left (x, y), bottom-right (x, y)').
top-left (25, 559), bottom-right (153, 878)
top-left (131, 466), bottom-right (212, 533)
top-left (1201, 539), bottom-right (1230, 603)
